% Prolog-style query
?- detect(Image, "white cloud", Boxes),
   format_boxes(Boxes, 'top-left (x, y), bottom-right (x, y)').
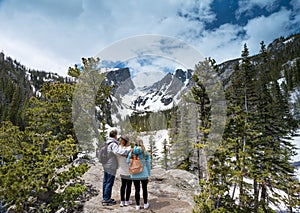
top-left (126, 56), bottom-right (186, 88)
top-left (192, 23), bottom-right (245, 63)
top-left (243, 7), bottom-right (295, 55)
top-left (0, 0), bottom-right (88, 73)
top-left (0, 0), bottom-right (212, 76)
top-left (192, 2), bottom-right (300, 62)
top-left (292, 0), bottom-right (300, 10)
top-left (96, 35), bottom-right (204, 72)
top-left (0, 0), bottom-right (299, 78)
top-left (237, 0), bottom-right (281, 16)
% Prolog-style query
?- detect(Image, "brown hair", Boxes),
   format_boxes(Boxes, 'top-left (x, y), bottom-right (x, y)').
top-left (109, 129), bottom-right (118, 138)
top-left (119, 136), bottom-right (130, 147)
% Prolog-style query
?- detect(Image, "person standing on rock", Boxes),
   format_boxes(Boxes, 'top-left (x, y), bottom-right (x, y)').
top-left (116, 136), bottom-right (133, 207)
top-left (127, 139), bottom-right (151, 210)
top-left (102, 129), bottom-right (119, 206)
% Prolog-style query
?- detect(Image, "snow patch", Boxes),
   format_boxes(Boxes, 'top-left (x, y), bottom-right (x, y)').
top-left (289, 88), bottom-right (300, 104)
top-left (139, 129), bottom-right (169, 158)
top-left (291, 129), bottom-right (300, 163)
top-left (283, 37), bottom-right (294, 44)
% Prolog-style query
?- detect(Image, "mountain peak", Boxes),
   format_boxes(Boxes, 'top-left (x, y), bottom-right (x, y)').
top-left (109, 68), bottom-right (193, 118)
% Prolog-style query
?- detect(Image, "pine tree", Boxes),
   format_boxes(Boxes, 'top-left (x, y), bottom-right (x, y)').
top-left (189, 68), bottom-right (211, 179)
top-left (169, 102), bottom-right (196, 171)
top-left (168, 105), bottom-right (180, 145)
top-left (0, 81), bottom-right (89, 212)
top-left (149, 111), bottom-right (167, 131)
top-left (168, 105), bottom-right (181, 168)
top-left (69, 57), bottom-right (113, 154)
top-left (250, 42), bottom-right (300, 211)
top-left (25, 82), bottom-right (75, 142)
top-left (265, 80), bottom-right (299, 210)
top-left (187, 58), bottom-right (226, 180)
top-left (194, 43), bottom-right (300, 212)
top-left (0, 55), bottom-right (32, 128)
top-left (161, 138), bottom-right (170, 170)
top-left (148, 134), bottom-right (159, 168)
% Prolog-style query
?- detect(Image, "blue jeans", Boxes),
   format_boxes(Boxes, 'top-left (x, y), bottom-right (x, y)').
top-left (103, 171), bottom-right (115, 201)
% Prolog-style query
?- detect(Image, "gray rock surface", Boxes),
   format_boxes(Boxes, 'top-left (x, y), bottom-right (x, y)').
top-left (82, 163), bottom-right (200, 212)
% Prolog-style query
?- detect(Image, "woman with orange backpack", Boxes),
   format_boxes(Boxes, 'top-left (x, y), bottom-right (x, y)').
top-left (127, 139), bottom-right (151, 210)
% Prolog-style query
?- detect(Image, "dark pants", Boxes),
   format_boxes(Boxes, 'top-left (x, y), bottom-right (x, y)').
top-left (133, 179), bottom-right (148, 206)
top-left (102, 171), bottom-right (115, 201)
top-left (120, 176), bottom-right (132, 201)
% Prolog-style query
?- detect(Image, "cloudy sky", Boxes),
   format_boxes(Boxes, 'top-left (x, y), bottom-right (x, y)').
top-left (0, 0), bottom-right (299, 80)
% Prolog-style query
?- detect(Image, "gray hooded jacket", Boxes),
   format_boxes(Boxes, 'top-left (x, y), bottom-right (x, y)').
top-left (102, 137), bottom-right (119, 175)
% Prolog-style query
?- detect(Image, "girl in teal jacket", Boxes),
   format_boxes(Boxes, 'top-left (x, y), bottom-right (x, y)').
top-left (127, 139), bottom-right (151, 210)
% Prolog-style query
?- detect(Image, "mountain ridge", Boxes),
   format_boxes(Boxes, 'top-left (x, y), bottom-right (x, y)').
top-left (1, 32), bottom-right (300, 127)
top-left (1, 32), bottom-right (300, 213)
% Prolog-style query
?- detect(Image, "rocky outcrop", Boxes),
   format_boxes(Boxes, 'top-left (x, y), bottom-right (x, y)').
top-left (173, 69), bottom-right (192, 83)
top-left (131, 69), bottom-right (193, 111)
top-left (82, 163), bottom-right (200, 212)
top-left (105, 68), bottom-right (135, 96)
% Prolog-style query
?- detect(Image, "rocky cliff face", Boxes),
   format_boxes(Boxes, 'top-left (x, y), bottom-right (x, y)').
top-left (81, 163), bottom-right (200, 213)
top-left (128, 69), bottom-right (193, 112)
top-left (105, 68), bottom-right (135, 96)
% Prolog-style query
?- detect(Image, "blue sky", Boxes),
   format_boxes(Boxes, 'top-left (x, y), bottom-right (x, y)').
top-left (0, 0), bottom-right (299, 78)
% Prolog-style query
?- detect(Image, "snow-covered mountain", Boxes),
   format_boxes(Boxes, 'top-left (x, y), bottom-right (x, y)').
top-left (105, 67), bottom-right (194, 122)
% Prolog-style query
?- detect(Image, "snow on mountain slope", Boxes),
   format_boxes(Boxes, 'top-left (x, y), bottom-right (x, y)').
top-left (138, 129), bottom-right (169, 158)
top-left (109, 67), bottom-right (193, 124)
top-left (124, 69), bottom-right (192, 112)
top-left (292, 131), bottom-right (300, 162)
top-left (291, 129), bottom-right (300, 182)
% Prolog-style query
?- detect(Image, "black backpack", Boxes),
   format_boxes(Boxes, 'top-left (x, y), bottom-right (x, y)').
top-left (97, 141), bottom-right (115, 164)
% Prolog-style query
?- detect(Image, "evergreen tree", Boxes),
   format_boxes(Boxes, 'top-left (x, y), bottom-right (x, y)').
top-left (149, 111), bottom-right (168, 131)
top-left (69, 57), bottom-right (113, 154)
top-left (25, 82), bottom-right (75, 142)
top-left (167, 105), bottom-right (181, 168)
top-left (186, 58), bottom-right (225, 180)
top-left (194, 43), bottom-right (300, 212)
top-left (189, 65), bottom-right (211, 180)
top-left (168, 105), bottom-right (180, 145)
top-left (148, 134), bottom-right (159, 168)
top-left (161, 138), bottom-right (170, 170)
top-left (170, 102), bottom-right (195, 170)
top-left (0, 81), bottom-right (89, 212)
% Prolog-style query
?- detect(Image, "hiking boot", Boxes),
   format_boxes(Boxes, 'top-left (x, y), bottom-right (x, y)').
top-left (144, 203), bottom-right (149, 209)
top-left (102, 198), bottom-right (115, 202)
top-left (102, 199), bottom-right (117, 206)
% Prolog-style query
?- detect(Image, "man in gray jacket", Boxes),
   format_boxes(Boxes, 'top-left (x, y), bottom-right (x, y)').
top-left (102, 129), bottom-right (119, 206)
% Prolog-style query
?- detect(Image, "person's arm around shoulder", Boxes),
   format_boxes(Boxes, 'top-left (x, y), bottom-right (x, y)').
top-left (110, 140), bottom-right (119, 154)
top-left (116, 146), bottom-right (130, 156)
top-left (126, 150), bottom-right (132, 165)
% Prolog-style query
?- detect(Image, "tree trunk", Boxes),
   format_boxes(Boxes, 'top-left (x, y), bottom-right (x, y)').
top-left (197, 145), bottom-right (201, 180)
top-left (253, 178), bottom-right (259, 213)
top-left (260, 179), bottom-right (267, 210)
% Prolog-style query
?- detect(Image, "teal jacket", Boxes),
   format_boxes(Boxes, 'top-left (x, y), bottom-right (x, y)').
top-left (127, 146), bottom-right (151, 180)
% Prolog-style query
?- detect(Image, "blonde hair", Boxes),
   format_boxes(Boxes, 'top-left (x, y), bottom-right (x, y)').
top-left (136, 139), bottom-right (147, 156)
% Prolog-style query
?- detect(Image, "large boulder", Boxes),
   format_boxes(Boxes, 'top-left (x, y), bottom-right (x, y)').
top-left (82, 163), bottom-right (200, 212)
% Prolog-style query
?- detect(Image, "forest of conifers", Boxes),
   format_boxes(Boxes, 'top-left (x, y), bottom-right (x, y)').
top-left (0, 33), bottom-right (300, 212)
